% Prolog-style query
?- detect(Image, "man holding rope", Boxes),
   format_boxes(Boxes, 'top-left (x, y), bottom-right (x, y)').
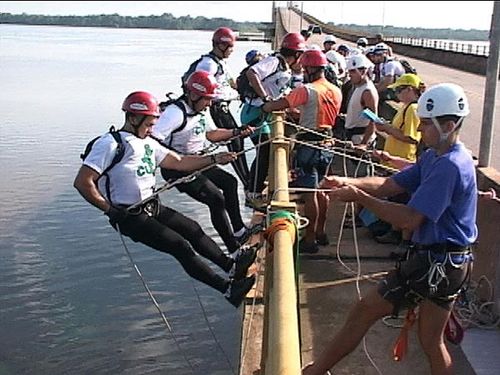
top-left (263, 49), bottom-right (342, 254)
top-left (303, 83), bottom-right (476, 374)
top-left (154, 71), bottom-right (261, 255)
top-left (74, 90), bottom-right (256, 308)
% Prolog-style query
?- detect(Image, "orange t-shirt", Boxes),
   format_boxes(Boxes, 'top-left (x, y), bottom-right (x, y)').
top-left (285, 77), bottom-right (342, 129)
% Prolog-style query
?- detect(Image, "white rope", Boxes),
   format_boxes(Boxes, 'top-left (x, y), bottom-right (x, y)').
top-left (455, 275), bottom-right (500, 330)
top-left (116, 224), bottom-right (196, 374)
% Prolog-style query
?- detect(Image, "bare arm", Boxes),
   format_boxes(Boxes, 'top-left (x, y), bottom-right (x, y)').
top-left (331, 185), bottom-right (425, 232)
top-left (360, 89), bottom-right (377, 145)
top-left (206, 126), bottom-right (254, 143)
top-left (159, 150), bottom-right (236, 171)
top-left (322, 174), bottom-right (406, 198)
top-left (73, 165), bottom-right (111, 213)
top-left (262, 97), bottom-right (290, 112)
top-left (247, 68), bottom-right (267, 99)
top-left (376, 122), bottom-right (418, 144)
top-left (376, 75), bottom-right (393, 93)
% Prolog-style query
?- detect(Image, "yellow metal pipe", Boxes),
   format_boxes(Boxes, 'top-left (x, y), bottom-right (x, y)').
top-left (267, 230), bottom-right (301, 374)
top-left (262, 111), bottom-right (301, 374)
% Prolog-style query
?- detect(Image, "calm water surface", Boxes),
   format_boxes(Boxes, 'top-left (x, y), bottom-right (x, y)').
top-left (0, 24), bottom-right (271, 375)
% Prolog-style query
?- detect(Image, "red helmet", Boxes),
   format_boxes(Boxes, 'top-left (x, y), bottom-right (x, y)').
top-left (281, 33), bottom-right (306, 51)
top-left (185, 71), bottom-right (219, 98)
top-left (122, 91), bottom-right (160, 116)
top-left (300, 49), bottom-right (328, 67)
top-left (212, 27), bottom-right (236, 45)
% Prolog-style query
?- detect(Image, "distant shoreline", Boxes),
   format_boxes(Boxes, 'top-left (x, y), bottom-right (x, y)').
top-left (0, 12), bottom-right (489, 41)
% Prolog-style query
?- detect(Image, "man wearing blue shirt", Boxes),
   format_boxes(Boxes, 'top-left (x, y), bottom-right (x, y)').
top-left (303, 83), bottom-right (476, 375)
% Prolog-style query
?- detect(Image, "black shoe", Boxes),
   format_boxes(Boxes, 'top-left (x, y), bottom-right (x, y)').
top-left (299, 239), bottom-right (319, 254)
top-left (235, 223), bottom-right (265, 246)
top-left (225, 274), bottom-right (256, 308)
top-left (230, 243), bottom-right (259, 280)
top-left (316, 233), bottom-right (330, 246)
top-left (375, 230), bottom-right (402, 245)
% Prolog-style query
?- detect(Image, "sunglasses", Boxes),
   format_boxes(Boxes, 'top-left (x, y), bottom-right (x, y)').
top-left (395, 86), bottom-right (411, 94)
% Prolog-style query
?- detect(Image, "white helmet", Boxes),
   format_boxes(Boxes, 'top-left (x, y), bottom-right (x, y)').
top-left (417, 83), bottom-right (470, 118)
top-left (357, 37), bottom-right (368, 47)
top-left (323, 34), bottom-right (336, 44)
top-left (346, 54), bottom-right (373, 70)
top-left (365, 46), bottom-right (376, 55)
top-left (374, 42), bottom-right (389, 54)
top-left (325, 50), bottom-right (343, 64)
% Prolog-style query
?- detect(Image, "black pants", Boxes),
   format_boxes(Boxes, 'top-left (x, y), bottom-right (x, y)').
top-left (248, 133), bottom-right (270, 194)
top-left (210, 102), bottom-right (250, 190)
top-left (161, 166), bottom-right (245, 253)
top-left (116, 203), bottom-right (232, 293)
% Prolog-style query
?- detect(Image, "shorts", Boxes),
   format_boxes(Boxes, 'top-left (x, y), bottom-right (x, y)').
top-left (291, 144), bottom-right (333, 188)
top-left (378, 250), bottom-right (472, 311)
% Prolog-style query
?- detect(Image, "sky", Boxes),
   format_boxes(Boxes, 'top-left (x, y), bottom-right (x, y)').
top-left (0, 1), bottom-right (495, 31)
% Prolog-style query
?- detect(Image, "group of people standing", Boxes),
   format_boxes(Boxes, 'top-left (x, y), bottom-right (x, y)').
top-left (74, 24), bottom-right (482, 375)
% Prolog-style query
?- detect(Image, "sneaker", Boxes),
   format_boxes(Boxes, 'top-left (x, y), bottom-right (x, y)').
top-left (299, 239), bottom-right (319, 254)
top-left (245, 192), bottom-right (267, 212)
top-left (375, 230), bottom-right (402, 245)
top-left (316, 233), bottom-right (330, 246)
top-left (225, 274), bottom-right (256, 308)
top-left (230, 243), bottom-right (259, 280)
top-left (235, 222), bottom-right (265, 246)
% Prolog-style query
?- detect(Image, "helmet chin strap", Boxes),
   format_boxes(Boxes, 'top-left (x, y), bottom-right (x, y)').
top-left (431, 117), bottom-right (464, 145)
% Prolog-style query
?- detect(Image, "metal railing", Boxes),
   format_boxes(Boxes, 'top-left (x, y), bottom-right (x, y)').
top-left (387, 36), bottom-right (490, 57)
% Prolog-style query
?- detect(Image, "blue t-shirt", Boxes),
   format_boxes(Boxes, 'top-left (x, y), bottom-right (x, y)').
top-left (392, 142), bottom-right (477, 246)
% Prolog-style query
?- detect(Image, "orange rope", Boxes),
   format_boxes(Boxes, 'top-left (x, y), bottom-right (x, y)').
top-left (263, 218), bottom-right (296, 252)
top-left (393, 308), bottom-right (417, 362)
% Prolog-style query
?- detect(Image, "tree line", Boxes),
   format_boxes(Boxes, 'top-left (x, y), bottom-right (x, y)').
top-left (329, 23), bottom-right (488, 41)
top-left (0, 12), bottom-right (488, 41)
top-left (0, 12), bottom-right (267, 32)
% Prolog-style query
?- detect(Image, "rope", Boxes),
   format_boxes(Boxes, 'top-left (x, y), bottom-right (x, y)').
top-left (454, 275), bottom-right (500, 330)
top-left (189, 279), bottom-right (236, 375)
top-left (116, 224), bottom-right (196, 374)
top-left (263, 211), bottom-right (297, 252)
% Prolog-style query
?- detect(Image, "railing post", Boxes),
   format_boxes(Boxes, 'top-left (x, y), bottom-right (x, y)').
top-left (262, 112), bottom-right (301, 375)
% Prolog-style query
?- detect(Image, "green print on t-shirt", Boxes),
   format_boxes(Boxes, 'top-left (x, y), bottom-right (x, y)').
top-left (137, 144), bottom-right (155, 176)
top-left (193, 116), bottom-right (207, 135)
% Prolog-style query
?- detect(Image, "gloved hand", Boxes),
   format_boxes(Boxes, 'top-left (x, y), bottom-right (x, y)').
top-left (105, 205), bottom-right (129, 226)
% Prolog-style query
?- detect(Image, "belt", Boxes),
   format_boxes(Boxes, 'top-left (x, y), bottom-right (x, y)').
top-left (413, 242), bottom-right (471, 253)
top-left (296, 128), bottom-right (332, 142)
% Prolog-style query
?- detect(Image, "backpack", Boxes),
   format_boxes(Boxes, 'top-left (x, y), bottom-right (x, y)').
top-left (398, 59), bottom-right (417, 75)
top-left (236, 53), bottom-right (288, 101)
top-left (236, 65), bottom-right (257, 100)
top-left (324, 65), bottom-right (341, 88)
top-left (181, 52), bottom-right (223, 91)
top-left (158, 93), bottom-right (196, 148)
top-left (80, 126), bottom-right (125, 203)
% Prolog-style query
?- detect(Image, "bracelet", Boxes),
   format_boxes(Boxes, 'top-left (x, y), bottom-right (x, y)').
top-left (211, 154), bottom-right (217, 164)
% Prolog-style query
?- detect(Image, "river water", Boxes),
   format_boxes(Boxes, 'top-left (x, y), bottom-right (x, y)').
top-left (0, 24), bottom-right (271, 375)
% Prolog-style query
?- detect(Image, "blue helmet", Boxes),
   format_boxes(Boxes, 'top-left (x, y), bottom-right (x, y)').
top-left (245, 49), bottom-right (260, 65)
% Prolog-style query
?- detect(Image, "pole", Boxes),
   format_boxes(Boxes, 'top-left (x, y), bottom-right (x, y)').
top-left (479, 1), bottom-right (500, 167)
top-left (300, 2), bottom-right (303, 32)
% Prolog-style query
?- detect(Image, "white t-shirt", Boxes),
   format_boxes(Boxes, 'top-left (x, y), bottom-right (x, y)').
top-left (381, 59), bottom-right (405, 80)
top-left (153, 100), bottom-right (217, 155)
top-left (196, 55), bottom-right (239, 101)
top-left (247, 54), bottom-right (291, 106)
top-left (83, 131), bottom-right (169, 205)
